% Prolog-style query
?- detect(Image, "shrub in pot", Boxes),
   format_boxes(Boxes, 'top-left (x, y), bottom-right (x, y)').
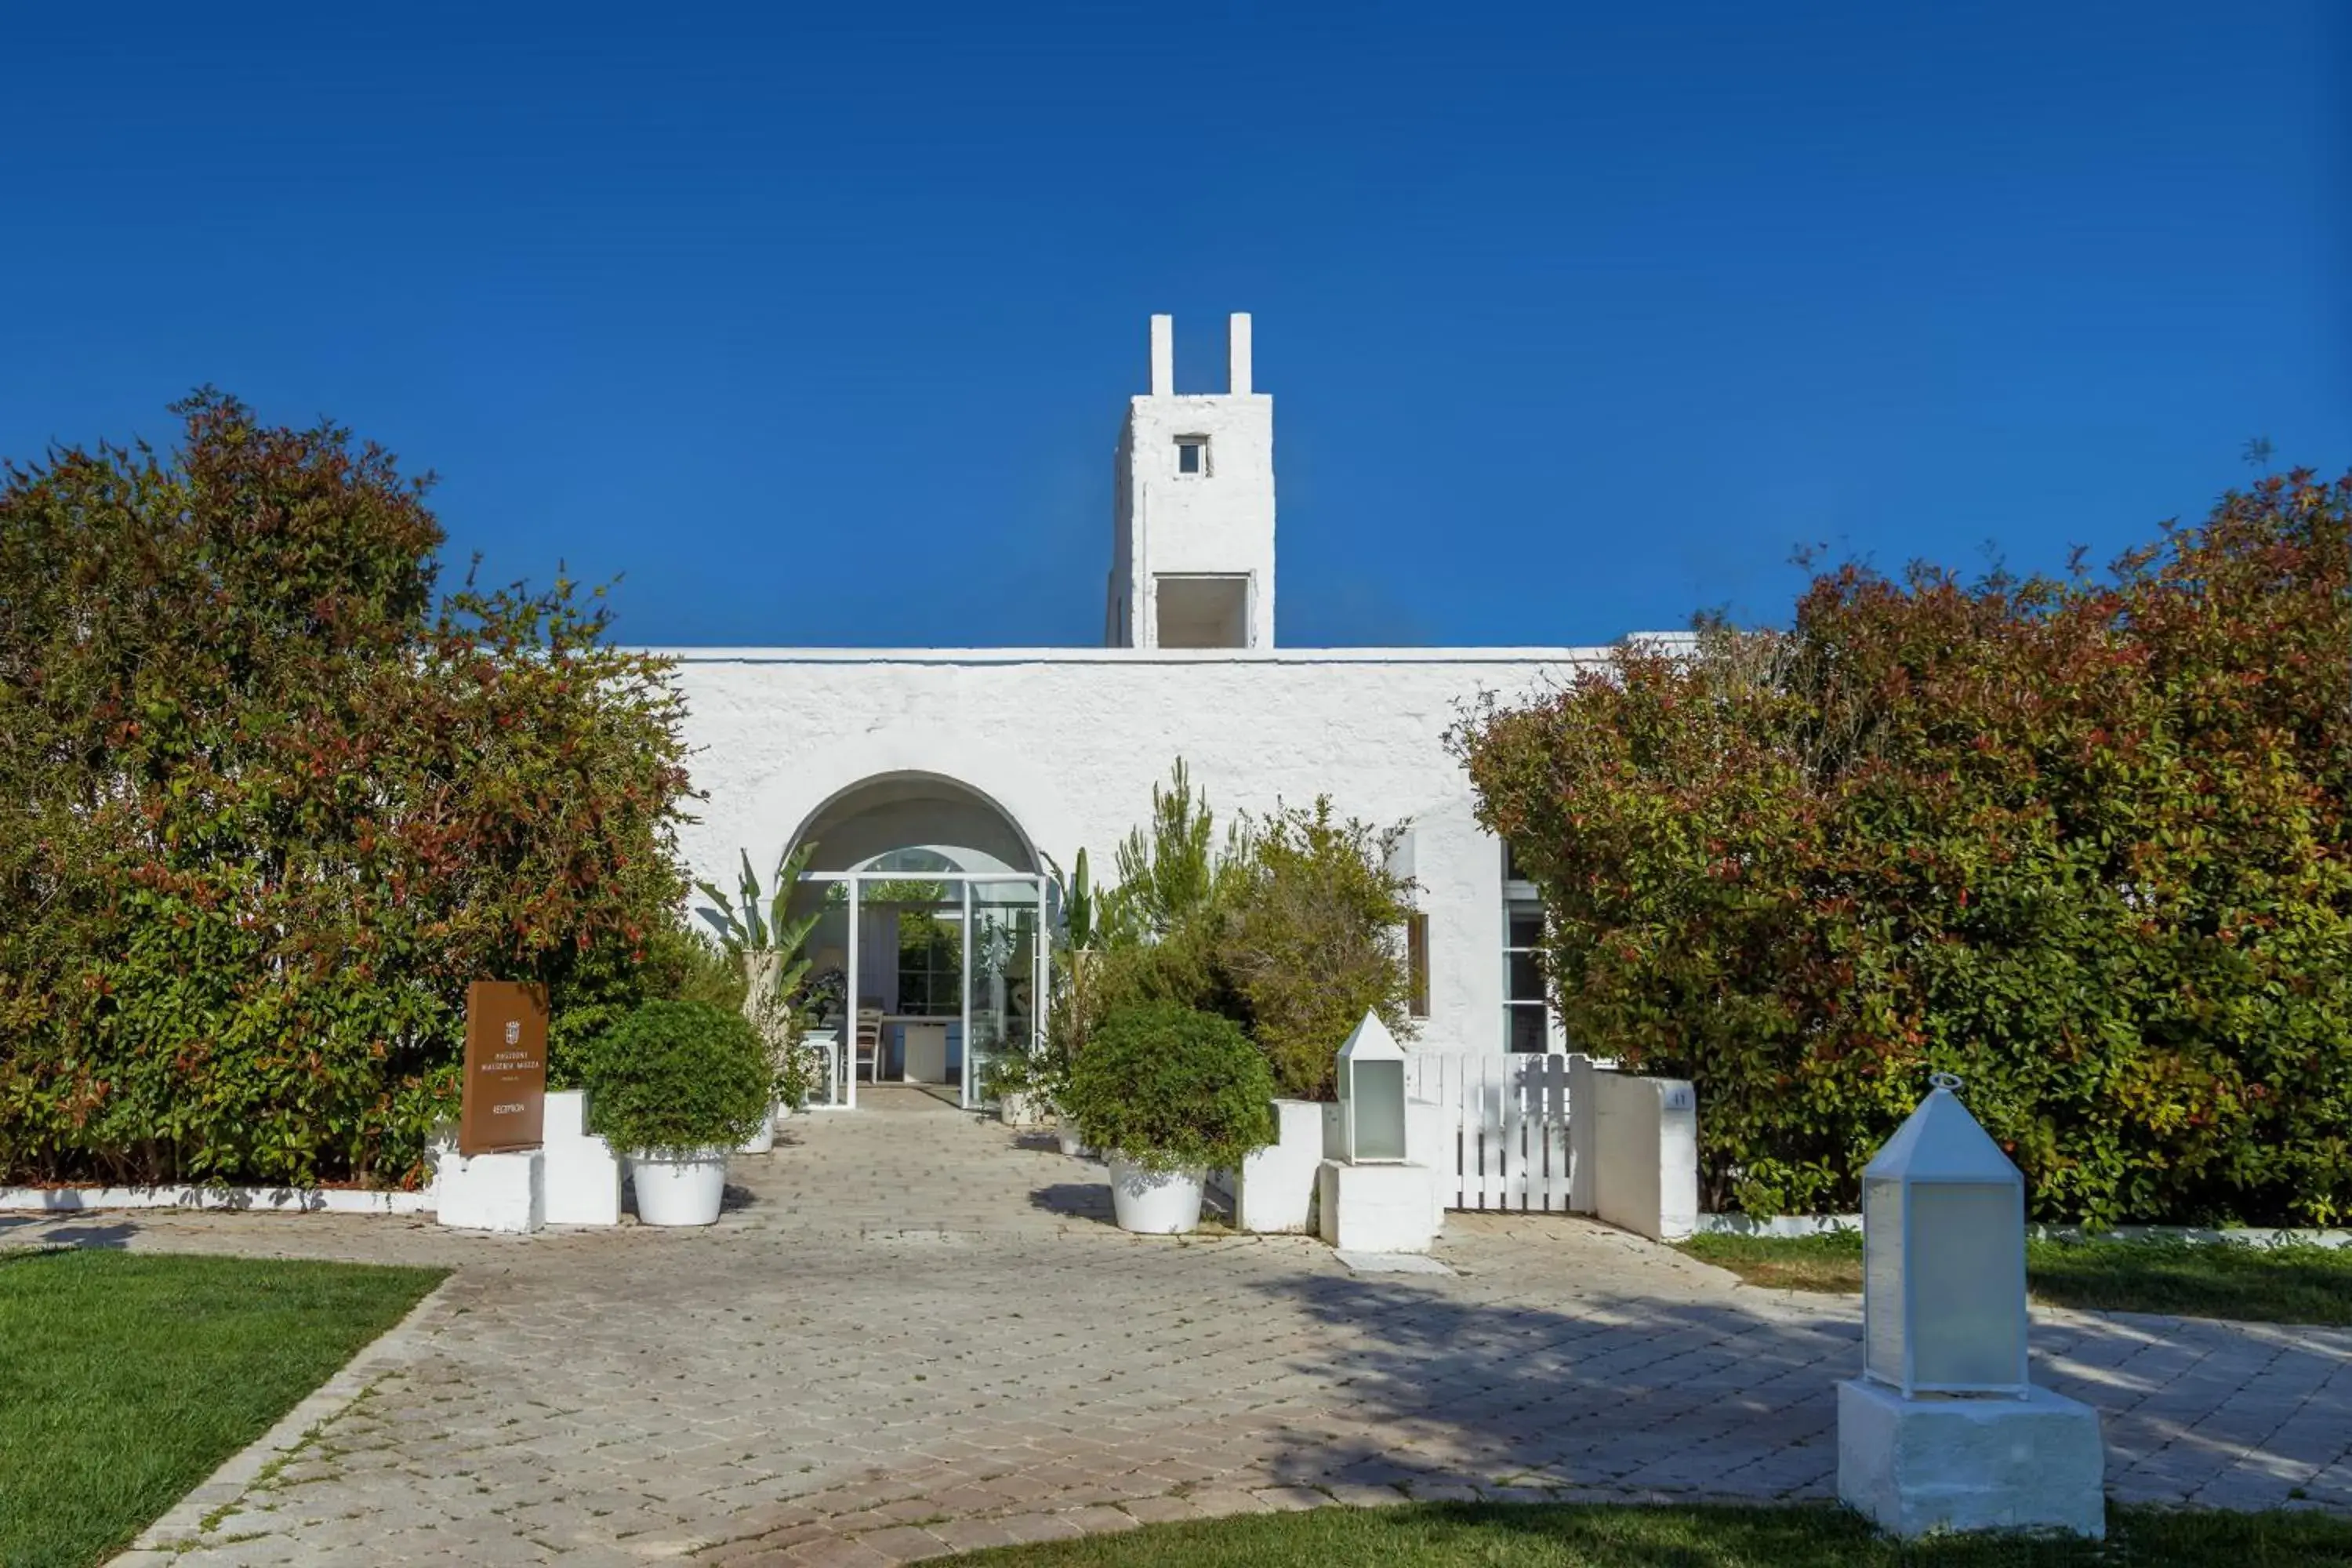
top-left (1064, 1002), bottom-right (1276, 1234)
top-left (584, 1000), bottom-right (771, 1226)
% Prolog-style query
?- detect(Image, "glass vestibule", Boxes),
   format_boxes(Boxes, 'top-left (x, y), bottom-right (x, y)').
top-left (795, 870), bottom-right (1047, 1111)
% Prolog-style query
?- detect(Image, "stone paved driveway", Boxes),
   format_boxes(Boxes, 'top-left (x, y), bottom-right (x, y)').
top-left (7, 1091), bottom-right (2348, 1566)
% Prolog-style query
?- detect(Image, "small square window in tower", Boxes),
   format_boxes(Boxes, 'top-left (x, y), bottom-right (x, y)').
top-left (1174, 435), bottom-right (1210, 476)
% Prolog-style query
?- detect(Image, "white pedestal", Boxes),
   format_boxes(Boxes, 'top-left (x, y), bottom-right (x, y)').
top-left (542, 1089), bottom-right (620, 1227)
top-left (1837, 1380), bottom-right (2105, 1539)
top-left (1316, 1160), bottom-right (1439, 1254)
top-left (1235, 1100), bottom-right (1326, 1232)
top-left (434, 1145), bottom-right (545, 1234)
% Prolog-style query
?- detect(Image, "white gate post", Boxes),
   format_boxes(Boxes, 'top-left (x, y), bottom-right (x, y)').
top-left (1566, 1052), bottom-right (1597, 1215)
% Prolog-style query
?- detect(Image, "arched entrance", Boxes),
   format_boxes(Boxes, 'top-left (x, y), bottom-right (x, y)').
top-left (783, 774), bottom-right (1048, 1112)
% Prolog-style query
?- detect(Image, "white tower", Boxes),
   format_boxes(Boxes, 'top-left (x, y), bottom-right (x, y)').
top-left (1105, 314), bottom-right (1276, 649)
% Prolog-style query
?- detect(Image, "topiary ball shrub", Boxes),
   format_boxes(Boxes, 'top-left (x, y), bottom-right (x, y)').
top-left (1064, 1002), bottom-right (1277, 1173)
top-left (583, 1000), bottom-right (771, 1156)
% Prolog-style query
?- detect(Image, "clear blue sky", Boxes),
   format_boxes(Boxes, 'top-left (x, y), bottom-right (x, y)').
top-left (4, 3), bottom-right (2344, 647)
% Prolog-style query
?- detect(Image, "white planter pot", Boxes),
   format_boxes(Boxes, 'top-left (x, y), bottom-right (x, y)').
top-left (1056, 1118), bottom-right (1091, 1159)
top-left (737, 1109), bottom-right (776, 1156)
top-left (629, 1151), bottom-right (729, 1226)
top-left (1108, 1159), bottom-right (1205, 1235)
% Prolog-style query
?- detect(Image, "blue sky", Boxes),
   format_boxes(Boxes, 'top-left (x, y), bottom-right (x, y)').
top-left (3, 3), bottom-right (2343, 647)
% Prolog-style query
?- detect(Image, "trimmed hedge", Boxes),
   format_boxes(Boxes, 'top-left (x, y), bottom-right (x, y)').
top-left (1065, 1002), bottom-right (1277, 1173)
top-left (1454, 470), bottom-right (2352, 1225)
top-left (581, 1000), bottom-right (771, 1156)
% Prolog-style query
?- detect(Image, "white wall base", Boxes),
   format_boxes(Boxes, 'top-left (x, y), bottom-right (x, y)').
top-left (1235, 1100), bottom-right (1326, 1232)
top-left (1837, 1379), bottom-right (2105, 1540)
top-left (0, 1185), bottom-right (433, 1215)
top-left (433, 1145), bottom-right (545, 1234)
top-left (1316, 1160), bottom-right (1439, 1254)
top-left (541, 1090), bottom-right (620, 1227)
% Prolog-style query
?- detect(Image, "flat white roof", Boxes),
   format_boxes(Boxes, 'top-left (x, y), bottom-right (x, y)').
top-left (641, 636), bottom-right (1692, 667)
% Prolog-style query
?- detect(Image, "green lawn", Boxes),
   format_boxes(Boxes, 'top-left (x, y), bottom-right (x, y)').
top-left (1679, 1231), bottom-right (2352, 1326)
top-left (959, 1501), bottom-right (2352, 1566)
top-left (0, 1247), bottom-right (445, 1568)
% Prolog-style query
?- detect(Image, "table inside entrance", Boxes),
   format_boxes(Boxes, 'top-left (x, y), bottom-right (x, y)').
top-left (886, 1016), bottom-right (953, 1084)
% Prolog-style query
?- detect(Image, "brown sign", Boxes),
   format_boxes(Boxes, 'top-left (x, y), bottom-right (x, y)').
top-left (459, 981), bottom-right (548, 1156)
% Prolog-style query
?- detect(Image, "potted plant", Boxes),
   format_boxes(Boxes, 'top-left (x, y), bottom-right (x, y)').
top-left (1062, 1001), bottom-right (1276, 1234)
top-left (584, 1000), bottom-right (772, 1226)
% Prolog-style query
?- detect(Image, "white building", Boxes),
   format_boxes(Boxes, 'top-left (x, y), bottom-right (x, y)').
top-left (659, 315), bottom-right (1658, 1109)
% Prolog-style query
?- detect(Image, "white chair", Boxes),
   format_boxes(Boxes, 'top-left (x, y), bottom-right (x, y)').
top-left (854, 1007), bottom-right (884, 1083)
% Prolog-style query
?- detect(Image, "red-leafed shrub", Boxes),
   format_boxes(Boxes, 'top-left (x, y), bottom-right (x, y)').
top-left (1454, 470), bottom-right (2352, 1225)
top-left (0, 392), bottom-right (695, 1188)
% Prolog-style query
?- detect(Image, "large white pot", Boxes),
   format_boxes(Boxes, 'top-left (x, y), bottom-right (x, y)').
top-left (737, 1108), bottom-right (776, 1155)
top-left (1108, 1159), bottom-right (1205, 1235)
top-left (630, 1150), bottom-right (729, 1226)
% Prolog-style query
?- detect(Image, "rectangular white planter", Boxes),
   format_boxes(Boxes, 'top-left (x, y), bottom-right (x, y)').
top-left (1316, 1159), bottom-right (1439, 1254)
top-left (1837, 1379), bottom-right (2105, 1539)
top-left (433, 1144), bottom-right (545, 1234)
top-left (541, 1089), bottom-right (621, 1227)
top-left (1234, 1099), bottom-right (1327, 1232)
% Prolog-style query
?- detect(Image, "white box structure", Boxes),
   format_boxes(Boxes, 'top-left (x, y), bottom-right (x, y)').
top-left (434, 1145), bottom-right (545, 1234)
top-left (541, 1089), bottom-right (621, 1227)
top-left (1316, 1159), bottom-right (1438, 1254)
top-left (1838, 1379), bottom-right (2106, 1539)
top-left (1234, 1098), bottom-right (1326, 1232)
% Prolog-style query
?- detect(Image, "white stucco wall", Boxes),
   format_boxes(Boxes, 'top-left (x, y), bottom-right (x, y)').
top-left (655, 645), bottom-right (1613, 1057)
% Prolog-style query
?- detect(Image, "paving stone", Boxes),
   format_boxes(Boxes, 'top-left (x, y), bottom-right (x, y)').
top-left (13, 1099), bottom-right (2343, 1566)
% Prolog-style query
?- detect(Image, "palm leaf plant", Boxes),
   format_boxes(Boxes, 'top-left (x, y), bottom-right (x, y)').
top-left (697, 841), bottom-right (826, 1109)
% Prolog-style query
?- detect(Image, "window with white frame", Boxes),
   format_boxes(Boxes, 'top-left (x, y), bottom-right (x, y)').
top-left (1501, 840), bottom-right (1549, 1053)
top-left (1174, 434), bottom-right (1210, 476)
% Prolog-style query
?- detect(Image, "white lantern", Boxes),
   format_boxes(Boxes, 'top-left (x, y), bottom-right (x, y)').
top-left (1860, 1073), bottom-right (2031, 1399)
top-left (1335, 1011), bottom-right (1408, 1164)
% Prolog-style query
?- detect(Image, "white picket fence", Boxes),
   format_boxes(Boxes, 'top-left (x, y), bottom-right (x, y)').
top-left (1406, 1050), bottom-right (1575, 1212)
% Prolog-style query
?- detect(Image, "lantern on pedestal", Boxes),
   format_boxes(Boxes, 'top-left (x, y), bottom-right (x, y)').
top-left (1860, 1073), bottom-right (2030, 1399)
top-left (1335, 1012), bottom-right (1408, 1164)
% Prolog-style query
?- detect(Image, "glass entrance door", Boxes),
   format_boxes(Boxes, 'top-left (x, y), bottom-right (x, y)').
top-left (962, 878), bottom-right (1043, 1110)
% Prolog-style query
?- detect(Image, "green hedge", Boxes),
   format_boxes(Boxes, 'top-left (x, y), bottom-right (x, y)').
top-left (0, 394), bottom-right (695, 1189)
top-left (1065, 1002), bottom-right (1277, 1172)
top-left (581, 1000), bottom-right (771, 1156)
top-left (1454, 470), bottom-right (2352, 1225)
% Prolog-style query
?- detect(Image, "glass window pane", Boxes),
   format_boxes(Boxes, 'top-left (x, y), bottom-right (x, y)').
top-left (1506, 1004), bottom-right (1548, 1054)
top-left (1508, 949), bottom-right (1543, 1002)
top-left (1508, 911), bottom-right (1543, 949)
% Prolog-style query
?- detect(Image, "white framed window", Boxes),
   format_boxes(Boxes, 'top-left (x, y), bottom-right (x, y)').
top-left (1174, 434), bottom-right (1210, 476)
top-left (1504, 900), bottom-right (1548, 1053)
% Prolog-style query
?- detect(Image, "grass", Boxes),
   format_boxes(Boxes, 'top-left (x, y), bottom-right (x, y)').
top-left (956, 1501), bottom-right (2352, 1566)
top-left (1678, 1231), bottom-right (2352, 1326)
top-left (0, 1247), bottom-right (445, 1568)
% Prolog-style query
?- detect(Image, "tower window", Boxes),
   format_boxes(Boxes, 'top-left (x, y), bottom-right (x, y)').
top-left (1174, 435), bottom-right (1210, 476)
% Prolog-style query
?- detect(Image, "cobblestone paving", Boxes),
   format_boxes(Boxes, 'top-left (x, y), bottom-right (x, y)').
top-left (8, 1094), bottom-right (2347, 1566)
